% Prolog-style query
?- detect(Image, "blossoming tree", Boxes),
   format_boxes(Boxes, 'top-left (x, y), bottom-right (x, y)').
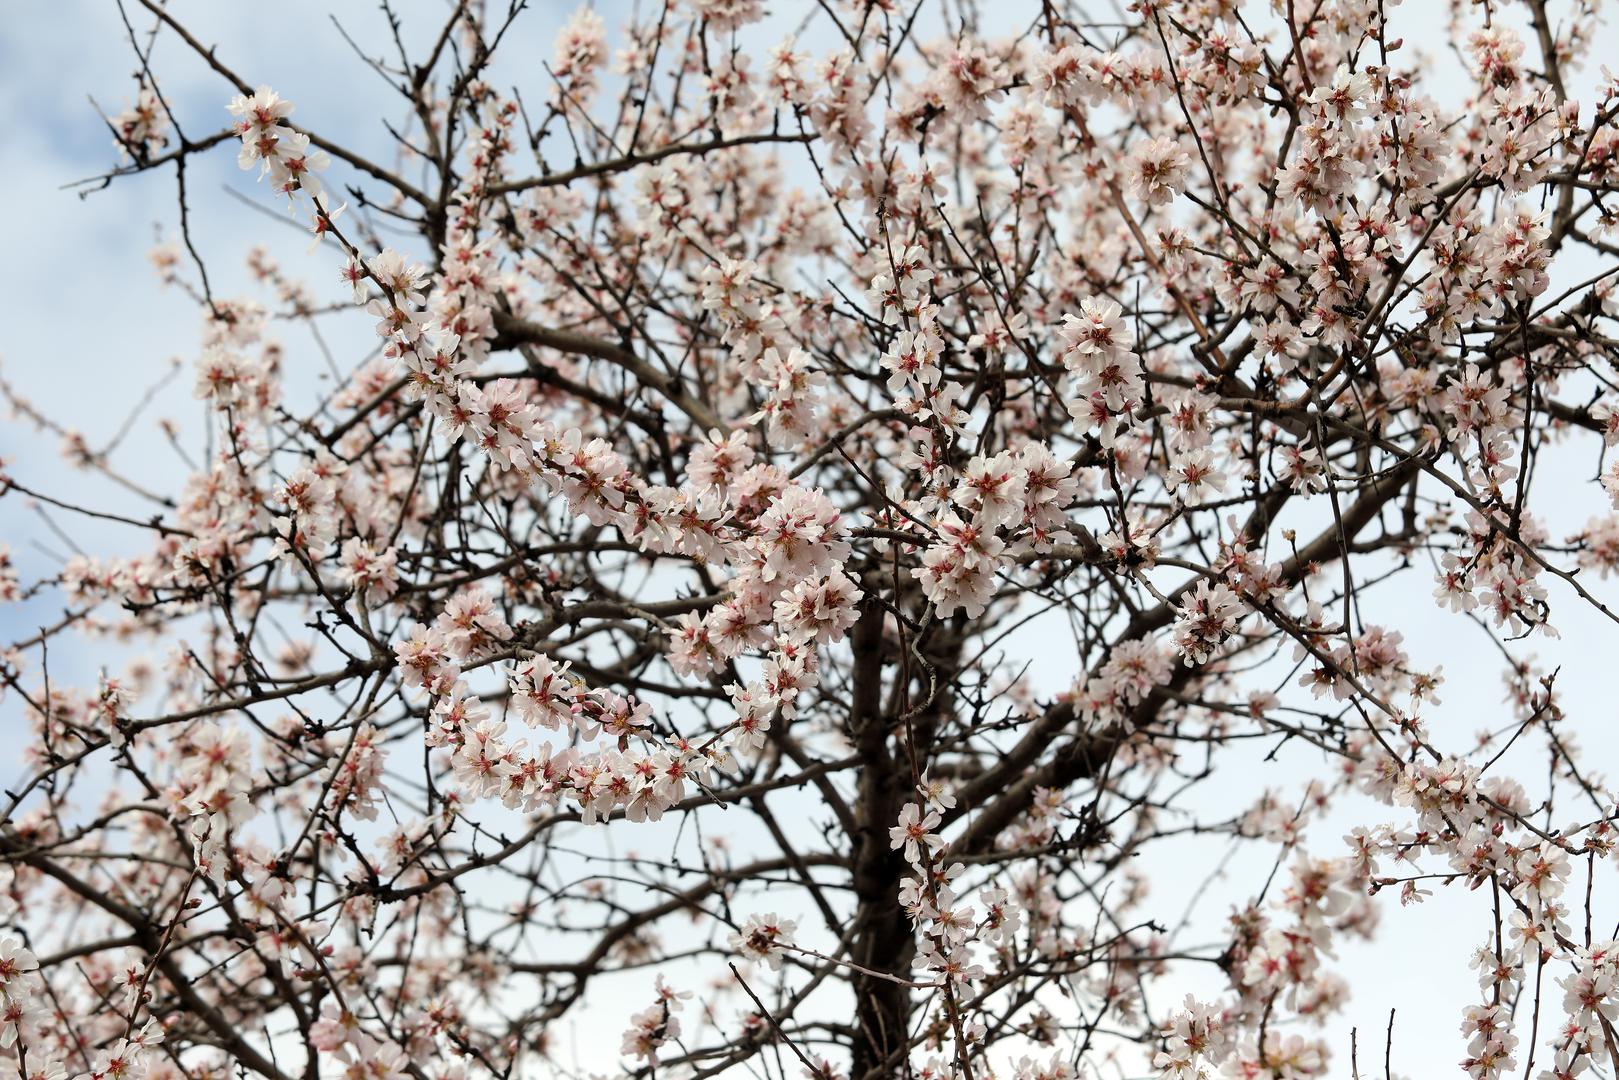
top-left (4, 0), bottom-right (1619, 1078)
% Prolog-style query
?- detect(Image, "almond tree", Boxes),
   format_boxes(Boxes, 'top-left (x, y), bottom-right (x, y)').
top-left (4, 1), bottom-right (1619, 1079)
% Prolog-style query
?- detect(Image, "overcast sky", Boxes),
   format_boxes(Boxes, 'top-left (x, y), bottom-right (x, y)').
top-left (4, 2), bottom-right (1619, 1076)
